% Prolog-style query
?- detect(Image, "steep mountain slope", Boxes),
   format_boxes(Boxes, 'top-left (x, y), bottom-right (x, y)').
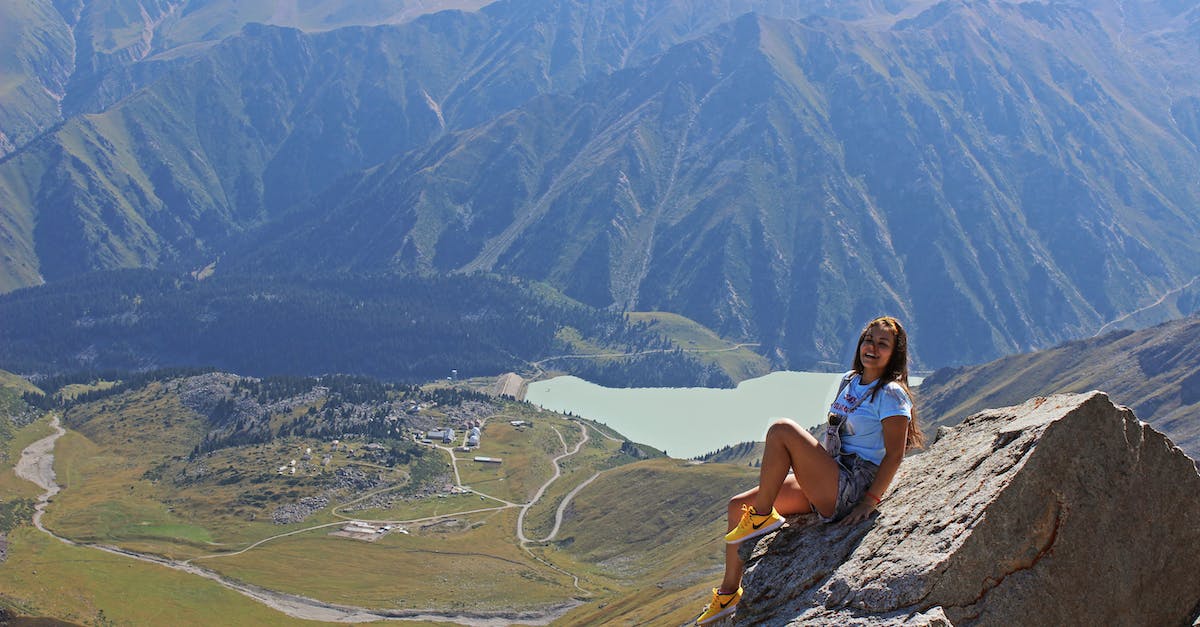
top-left (0, 270), bottom-right (729, 385)
top-left (918, 315), bottom-right (1200, 460)
top-left (0, 0), bottom-right (490, 157)
top-left (0, 1), bottom-right (75, 156)
top-left (2, 0), bottom-right (1199, 370)
top-left (0, 0), bottom-right (902, 292)
top-left (249, 5), bottom-right (1200, 368)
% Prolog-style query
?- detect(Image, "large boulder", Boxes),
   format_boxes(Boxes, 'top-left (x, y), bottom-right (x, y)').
top-left (734, 392), bottom-right (1200, 626)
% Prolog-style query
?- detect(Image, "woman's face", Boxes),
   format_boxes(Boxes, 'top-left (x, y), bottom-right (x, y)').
top-left (859, 325), bottom-right (895, 377)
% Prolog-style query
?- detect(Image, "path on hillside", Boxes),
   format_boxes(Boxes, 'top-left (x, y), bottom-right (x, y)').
top-left (207, 419), bottom-right (605, 596)
top-left (523, 342), bottom-right (761, 393)
top-left (13, 414), bottom-right (584, 625)
top-left (536, 470), bottom-right (603, 543)
top-left (532, 342), bottom-right (761, 366)
top-left (516, 423), bottom-right (587, 544)
top-left (1095, 273), bottom-right (1200, 336)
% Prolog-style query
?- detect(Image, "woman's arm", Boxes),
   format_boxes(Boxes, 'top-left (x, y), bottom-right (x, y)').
top-left (841, 415), bottom-right (909, 525)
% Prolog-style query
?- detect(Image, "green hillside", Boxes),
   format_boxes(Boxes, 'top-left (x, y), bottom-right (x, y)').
top-left (0, 0), bottom-right (73, 156)
top-left (0, 370), bottom-right (38, 397)
top-left (550, 458), bottom-right (757, 625)
top-left (245, 6), bottom-right (1200, 370)
top-left (919, 316), bottom-right (1200, 461)
top-left (0, 270), bottom-right (727, 387)
top-left (628, 311), bottom-right (772, 383)
top-left (4, 2), bottom-right (1198, 368)
top-left (0, 369), bottom-right (756, 624)
top-left (0, 369), bottom-right (41, 486)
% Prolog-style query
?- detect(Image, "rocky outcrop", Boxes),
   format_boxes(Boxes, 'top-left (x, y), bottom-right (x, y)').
top-left (735, 392), bottom-right (1200, 626)
top-left (271, 496), bottom-right (330, 525)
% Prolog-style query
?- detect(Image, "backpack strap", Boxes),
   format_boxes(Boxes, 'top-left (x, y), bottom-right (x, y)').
top-left (831, 371), bottom-right (869, 416)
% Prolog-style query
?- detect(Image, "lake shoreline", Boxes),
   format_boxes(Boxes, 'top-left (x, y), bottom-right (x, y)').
top-left (525, 371), bottom-right (924, 459)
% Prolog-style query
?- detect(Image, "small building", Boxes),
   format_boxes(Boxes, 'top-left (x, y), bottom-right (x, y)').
top-left (473, 456), bottom-right (502, 464)
top-left (342, 521), bottom-right (378, 534)
top-left (441, 428), bottom-right (455, 444)
top-left (509, 420), bottom-right (527, 427)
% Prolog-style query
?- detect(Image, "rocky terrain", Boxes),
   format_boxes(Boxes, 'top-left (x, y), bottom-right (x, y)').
top-left (734, 392), bottom-right (1200, 626)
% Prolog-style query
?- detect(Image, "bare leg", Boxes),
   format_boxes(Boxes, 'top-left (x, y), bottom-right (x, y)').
top-left (753, 419), bottom-right (840, 518)
top-left (719, 474), bottom-right (817, 591)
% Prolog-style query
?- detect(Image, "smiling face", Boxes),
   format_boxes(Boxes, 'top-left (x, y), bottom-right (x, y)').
top-left (857, 324), bottom-right (896, 382)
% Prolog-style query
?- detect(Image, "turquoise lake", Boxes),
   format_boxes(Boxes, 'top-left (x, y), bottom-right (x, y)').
top-left (525, 371), bottom-right (924, 459)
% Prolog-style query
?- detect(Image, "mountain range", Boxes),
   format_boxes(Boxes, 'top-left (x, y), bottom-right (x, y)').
top-left (2, 0), bottom-right (1200, 371)
top-left (918, 315), bottom-right (1200, 461)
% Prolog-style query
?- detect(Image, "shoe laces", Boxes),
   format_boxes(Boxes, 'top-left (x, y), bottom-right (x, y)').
top-left (707, 588), bottom-right (732, 608)
top-left (739, 503), bottom-right (764, 523)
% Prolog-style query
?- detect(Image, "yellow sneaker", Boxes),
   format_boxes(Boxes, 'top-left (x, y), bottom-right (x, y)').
top-left (696, 586), bottom-right (741, 625)
top-left (724, 504), bottom-right (784, 544)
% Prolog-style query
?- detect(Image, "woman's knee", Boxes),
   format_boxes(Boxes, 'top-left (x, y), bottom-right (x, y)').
top-left (728, 490), bottom-right (755, 515)
top-left (766, 418), bottom-right (807, 443)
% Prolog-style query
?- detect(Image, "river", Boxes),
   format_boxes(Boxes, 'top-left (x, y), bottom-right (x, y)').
top-left (524, 371), bottom-right (922, 459)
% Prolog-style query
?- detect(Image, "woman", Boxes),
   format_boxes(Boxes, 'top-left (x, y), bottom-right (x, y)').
top-left (696, 316), bottom-right (924, 625)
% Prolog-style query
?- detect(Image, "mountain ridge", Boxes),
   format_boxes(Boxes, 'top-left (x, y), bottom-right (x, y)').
top-left (2, 0), bottom-right (1199, 370)
top-left (918, 314), bottom-right (1200, 461)
top-left (242, 5), bottom-right (1200, 367)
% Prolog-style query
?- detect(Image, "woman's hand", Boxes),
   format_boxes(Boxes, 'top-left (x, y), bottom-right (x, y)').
top-left (840, 500), bottom-right (877, 525)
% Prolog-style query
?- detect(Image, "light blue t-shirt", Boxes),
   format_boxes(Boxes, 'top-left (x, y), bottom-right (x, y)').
top-left (828, 373), bottom-right (912, 465)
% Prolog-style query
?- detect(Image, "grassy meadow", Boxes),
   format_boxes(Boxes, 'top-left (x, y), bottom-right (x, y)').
top-left (202, 508), bottom-right (574, 611)
top-left (0, 527), bottom-right (334, 626)
top-left (627, 311), bottom-right (772, 383)
top-left (0, 369), bottom-right (40, 396)
top-left (0, 415), bottom-right (52, 502)
top-left (0, 370), bottom-right (762, 624)
top-left (543, 458), bottom-right (759, 625)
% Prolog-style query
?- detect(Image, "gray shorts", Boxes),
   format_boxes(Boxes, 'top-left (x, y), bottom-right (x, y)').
top-left (815, 453), bottom-right (879, 523)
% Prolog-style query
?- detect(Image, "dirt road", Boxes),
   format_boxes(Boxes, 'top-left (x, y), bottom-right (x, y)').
top-left (13, 414), bottom-right (579, 625)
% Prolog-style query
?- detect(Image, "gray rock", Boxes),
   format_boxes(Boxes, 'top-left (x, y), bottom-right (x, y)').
top-left (271, 496), bottom-right (330, 525)
top-left (735, 392), bottom-right (1200, 626)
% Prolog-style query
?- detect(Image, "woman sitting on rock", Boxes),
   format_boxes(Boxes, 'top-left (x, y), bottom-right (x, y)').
top-left (696, 315), bottom-right (925, 625)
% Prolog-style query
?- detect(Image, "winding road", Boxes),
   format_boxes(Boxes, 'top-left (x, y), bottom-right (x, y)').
top-left (516, 424), bottom-right (587, 544)
top-left (14, 412), bottom-right (610, 624)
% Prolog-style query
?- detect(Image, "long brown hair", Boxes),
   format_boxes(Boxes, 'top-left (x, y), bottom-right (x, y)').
top-left (852, 316), bottom-right (924, 449)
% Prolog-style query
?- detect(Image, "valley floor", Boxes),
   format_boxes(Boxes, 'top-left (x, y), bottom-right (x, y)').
top-left (11, 413), bottom-right (611, 625)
